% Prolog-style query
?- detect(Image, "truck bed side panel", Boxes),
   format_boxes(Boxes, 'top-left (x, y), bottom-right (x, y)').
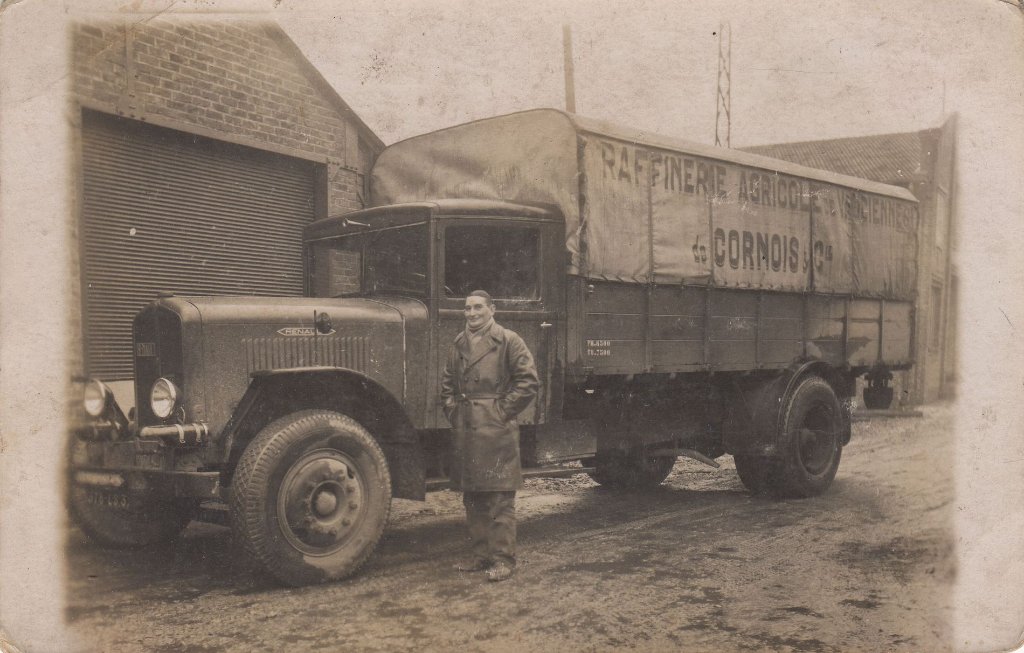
top-left (650, 286), bottom-right (705, 370)
top-left (575, 280), bottom-right (913, 374)
top-left (580, 281), bottom-right (646, 372)
top-left (882, 302), bottom-right (913, 362)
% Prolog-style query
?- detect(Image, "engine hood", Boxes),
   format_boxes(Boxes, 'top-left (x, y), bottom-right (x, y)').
top-left (144, 294), bottom-right (431, 438)
top-left (156, 294), bottom-right (428, 330)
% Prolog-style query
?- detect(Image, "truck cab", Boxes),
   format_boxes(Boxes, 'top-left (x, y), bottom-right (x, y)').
top-left (70, 199), bottom-right (570, 587)
top-left (305, 199), bottom-right (566, 432)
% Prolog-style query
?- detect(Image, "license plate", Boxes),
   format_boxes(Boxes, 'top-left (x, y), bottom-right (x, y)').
top-left (133, 451), bottom-right (165, 470)
top-left (85, 490), bottom-right (131, 510)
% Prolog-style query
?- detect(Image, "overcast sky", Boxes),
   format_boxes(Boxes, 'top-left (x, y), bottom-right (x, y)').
top-left (275, 0), bottom-right (1020, 147)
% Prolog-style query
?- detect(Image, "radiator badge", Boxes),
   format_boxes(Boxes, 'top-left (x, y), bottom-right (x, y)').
top-left (136, 342), bottom-right (156, 357)
top-left (277, 327), bottom-right (335, 336)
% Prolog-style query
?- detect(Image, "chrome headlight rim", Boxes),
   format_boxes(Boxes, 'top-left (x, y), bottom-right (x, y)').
top-left (149, 377), bottom-right (180, 420)
top-left (83, 379), bottom-right (111, 418)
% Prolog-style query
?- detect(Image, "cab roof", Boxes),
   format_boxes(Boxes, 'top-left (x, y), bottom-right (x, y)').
top-left (304, 199), bottom-right (560, 241)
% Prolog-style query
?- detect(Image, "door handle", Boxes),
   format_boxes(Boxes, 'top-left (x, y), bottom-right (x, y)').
top-left (540, 322), bottom-right (553, 328)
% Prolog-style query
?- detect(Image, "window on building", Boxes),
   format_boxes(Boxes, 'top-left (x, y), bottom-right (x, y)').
top-left (444, 225), bottom-right (540, 300)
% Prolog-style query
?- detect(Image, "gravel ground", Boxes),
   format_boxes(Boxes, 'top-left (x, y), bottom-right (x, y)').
top-left (66, 403), bottom-right (954, 652)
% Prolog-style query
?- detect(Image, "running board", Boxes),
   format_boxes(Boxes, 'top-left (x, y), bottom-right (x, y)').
top-left (425, 466), bottom-right (595, 491)
top-left (647, 448), bottom-right (721, 469)
top-left (196, 501), bottom-right (229, 526)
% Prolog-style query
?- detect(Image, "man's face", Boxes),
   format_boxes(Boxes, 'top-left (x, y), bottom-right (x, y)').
top-left (464, 295), bottom-right (495, 329)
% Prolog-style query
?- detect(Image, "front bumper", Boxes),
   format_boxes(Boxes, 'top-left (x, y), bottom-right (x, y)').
top-left (71, 381), bottom-right (220, 500)
top-left (70, 438), bottom-right (222, 500)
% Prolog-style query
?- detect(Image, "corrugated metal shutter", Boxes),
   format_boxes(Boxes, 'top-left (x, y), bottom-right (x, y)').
top-left (81, 110), bottom-right (321, 379)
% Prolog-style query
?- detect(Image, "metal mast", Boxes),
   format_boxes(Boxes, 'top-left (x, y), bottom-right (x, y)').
top-left (563, 24), bottom-right (576, 113)
top-left (714, 22), bottom-right (732, 147)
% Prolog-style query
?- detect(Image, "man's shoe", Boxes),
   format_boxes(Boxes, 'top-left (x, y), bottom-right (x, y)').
top-left (453, 558), bottom-right (491, 572)
top-left (486, 561), bottom-right (515, 582)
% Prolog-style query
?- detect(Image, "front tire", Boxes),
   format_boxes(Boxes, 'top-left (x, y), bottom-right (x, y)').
top-left (587, 449), bottom-right (675, 489)
top-left (768, 376), bottom-right (844, 498)
top-left (69, 485), bottom-right (194, 548)
top-left (230, 410), bottom-right (391, 587)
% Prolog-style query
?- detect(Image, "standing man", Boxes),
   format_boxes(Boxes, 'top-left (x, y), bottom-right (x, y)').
top-left (441, 290), bottom-right (539, 582)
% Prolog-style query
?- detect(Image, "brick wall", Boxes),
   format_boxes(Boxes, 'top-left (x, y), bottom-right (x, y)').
top-left (73, 18), bottom-right (380, 217)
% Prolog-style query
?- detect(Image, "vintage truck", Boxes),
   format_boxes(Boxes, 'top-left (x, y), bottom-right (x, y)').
top-left (71, 109), bottom-right (919, 586)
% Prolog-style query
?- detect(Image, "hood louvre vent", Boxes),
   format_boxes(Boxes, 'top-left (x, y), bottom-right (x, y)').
top-left (244, 336), bottom-right (370, 374)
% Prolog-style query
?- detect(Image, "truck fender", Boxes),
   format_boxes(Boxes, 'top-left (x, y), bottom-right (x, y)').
top-left (722, 361), bottom-right (850, 456)
top-left (221, 367), bottom-right (425, 500)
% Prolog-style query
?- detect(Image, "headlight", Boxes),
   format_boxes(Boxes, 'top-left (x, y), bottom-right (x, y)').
top-left (150, 378), bottom-right (180, 419)
top-left (83, 379), bottom-right (110, 417)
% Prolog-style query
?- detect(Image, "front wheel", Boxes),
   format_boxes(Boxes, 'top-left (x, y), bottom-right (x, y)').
top-left (768, 376), bottom-right (844, 498)
top-left (587, 449), bottom-right (675, 489)
top-left (230, 410), bottom-right (392, 587)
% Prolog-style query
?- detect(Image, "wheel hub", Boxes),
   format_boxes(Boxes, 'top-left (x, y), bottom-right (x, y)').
top-left (797, 406), bottom-right (836, 475)
top-left (278, 451), bottom-right (366, 554)
top-left (313, 488), bottom-right (339, 516)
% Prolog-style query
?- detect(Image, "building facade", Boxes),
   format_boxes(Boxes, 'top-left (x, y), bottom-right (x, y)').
top-left (742, 116), bottom-right (958, 405)
top-left (72, 19), bottom-right (383, 382)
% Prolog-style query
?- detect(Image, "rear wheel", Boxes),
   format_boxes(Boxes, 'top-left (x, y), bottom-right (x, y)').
top-left (587, 449), bottom-right (675, 489)
top-left (230, 410), bottom-right (391, 587)
top-left (862, 385), bottom-right (894, 409)
top-left (767, 376), bottom-right (844, 498)
top-left (69, 485), bottom-right (194, 548)
top-left (733, 454), bottom-right (770, 494)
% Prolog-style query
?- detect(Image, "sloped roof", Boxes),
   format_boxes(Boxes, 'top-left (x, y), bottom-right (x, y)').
top-left (740, 130), bottom-right (938, 186)
top-left (266, 23), bottom-right (385, 152)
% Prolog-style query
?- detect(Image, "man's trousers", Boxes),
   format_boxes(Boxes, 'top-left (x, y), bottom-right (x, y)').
top-left (462, 490), bottom-right (516, 566)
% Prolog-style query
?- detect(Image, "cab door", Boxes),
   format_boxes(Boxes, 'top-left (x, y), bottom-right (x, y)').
top-left (433, 218), bottom-right (564, 427)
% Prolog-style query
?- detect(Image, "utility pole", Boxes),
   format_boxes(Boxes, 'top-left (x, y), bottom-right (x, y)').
top-left (563, 24), bottom-right (576, 114)
top-left (714, 22), bottom-right (732, 147)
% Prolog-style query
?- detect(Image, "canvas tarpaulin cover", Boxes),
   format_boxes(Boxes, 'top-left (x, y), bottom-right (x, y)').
top-left (370, 109), bottom-right (919, 300)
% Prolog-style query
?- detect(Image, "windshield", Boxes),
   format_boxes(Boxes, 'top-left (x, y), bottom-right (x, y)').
top-left (308, 223), bottom-right (428, 298)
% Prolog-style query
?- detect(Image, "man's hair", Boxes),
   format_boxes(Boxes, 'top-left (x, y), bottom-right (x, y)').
top-left (467, 289), bottom-right (493, 306)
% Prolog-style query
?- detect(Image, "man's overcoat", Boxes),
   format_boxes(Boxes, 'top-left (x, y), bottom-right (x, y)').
top-left (441, 321), bottom-right (539, 491)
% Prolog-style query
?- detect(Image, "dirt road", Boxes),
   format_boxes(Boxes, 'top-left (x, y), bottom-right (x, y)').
top-left (66, 404), bottom-right (954, 652)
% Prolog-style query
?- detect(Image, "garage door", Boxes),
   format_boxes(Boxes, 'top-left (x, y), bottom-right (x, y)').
top-left (81, 110), bottom-right (322, 379)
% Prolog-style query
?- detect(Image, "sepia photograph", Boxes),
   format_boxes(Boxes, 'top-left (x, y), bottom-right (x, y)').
top-left (1, 0), bottom-right (1022, 651)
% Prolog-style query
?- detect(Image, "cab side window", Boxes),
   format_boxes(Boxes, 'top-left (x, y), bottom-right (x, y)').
top-left (309, 240), bottom-right (361, 297)
top-left (444, 225), bottom-right (540, 300)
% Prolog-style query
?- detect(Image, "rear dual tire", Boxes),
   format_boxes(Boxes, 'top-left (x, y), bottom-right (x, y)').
top-left (862, 385), bottom-right (894, 410)
top-left (587, 449), bottom-right (676, 489)
top-left (734, 376), bottom-right (844, 499)
top-left (733, 454), bottom-right (770, 495)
